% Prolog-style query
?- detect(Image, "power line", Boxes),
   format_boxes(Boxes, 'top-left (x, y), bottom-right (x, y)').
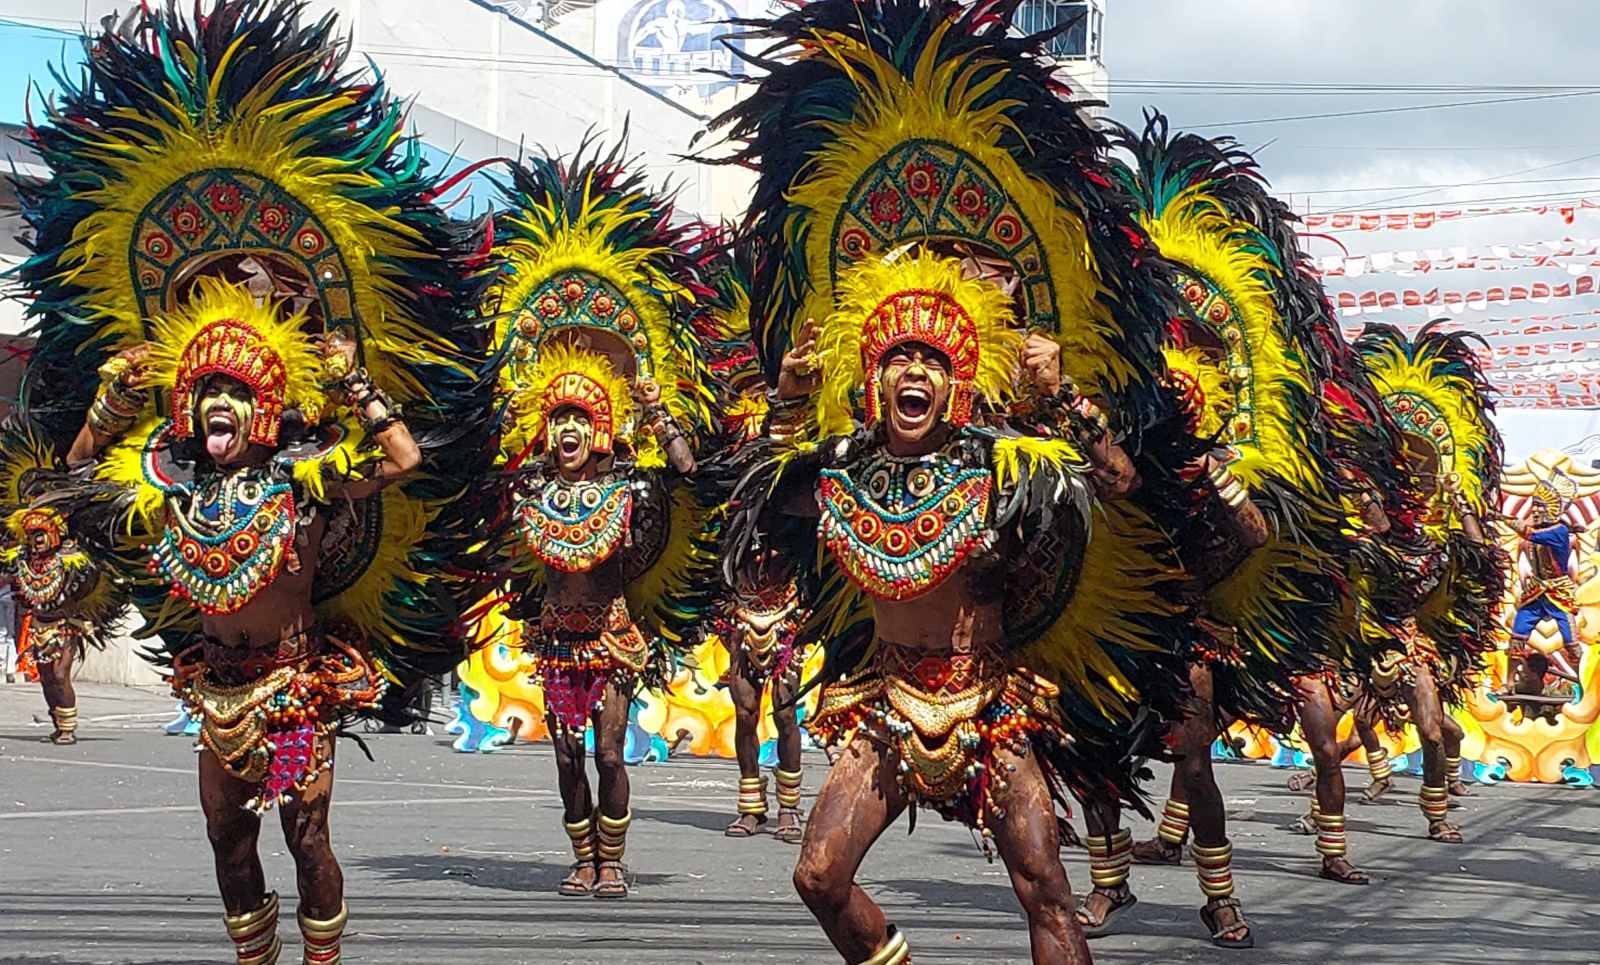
top-left (1187, 89), bottom-right (1600, 130)
top-left (1322, 150), bottom-right (1600, 213)
top-left (1281, 175), bottom-right (1600, 197)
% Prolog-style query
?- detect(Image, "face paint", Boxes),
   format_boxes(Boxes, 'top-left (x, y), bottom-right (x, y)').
top-left (197, 375), bottom-right (256, 466)
top-left (549, 406), bottom-right (596, 477)
top-left (877, 342), bottom-right (952, 451)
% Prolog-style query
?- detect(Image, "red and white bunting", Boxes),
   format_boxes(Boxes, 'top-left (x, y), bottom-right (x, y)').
top-left (1302, 199), bottom-right (1600, 233)
top-left (1332, 275), bottom-right (1600, 316)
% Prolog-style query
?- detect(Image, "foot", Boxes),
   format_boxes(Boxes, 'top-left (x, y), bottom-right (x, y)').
top-left (1200, 896), bottom-right (1253, 949)
top-left (1286, 771), bottom-right (1316, 792)
top-left (1284, 812), bottom-right (1316, 835)
top-left (1358, 777), bottom-right (1392, 804)
top-left (1318, 856), bottom-right (1370, 885)
top-left (48, 731), bottom-right (76, 746)
top-left (1427, 819), bottom-right (1463, 844)
top-left (773, 807), bottom-right (803, 844)
top-left (1131, 836), bottom-right (1182, 865)
top-left (1447, 779), bottom-right (1472, 798)
top-left (1056, 816), bottom-right (1083, 850)
top-left (724, 813), bottom-right (767, 837)
top-left (593, 860), bottom-right (629, 898)
top-left (1075, 885), bottom-right (1136, 938)
top-left (557, 860), bottom-right (596, 897)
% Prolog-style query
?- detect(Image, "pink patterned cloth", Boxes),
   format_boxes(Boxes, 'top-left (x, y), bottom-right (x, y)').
top-left (544, 667), bottom-right (608, 733)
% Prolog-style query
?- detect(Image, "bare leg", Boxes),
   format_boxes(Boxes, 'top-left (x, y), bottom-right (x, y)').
top-left (792, 736), bottom-right (908, 961)
top-left (988, 744), bottom-right (1091, 964)
top-left (38, 646), bottom-right (77, 744)
top-left (1294, 677), bottom-right (1367, 884)
top-left (199, 749), bottom-right (268, 915)
top-left (1171, 666), bottom-right (1249, 948)
top-left (279, 737), bottom-right (343, 918)
top-left (547, 712), bottom-right (597, 893)
top-left (1440, 712), bottom-right (1470, 797)
top-left (1076, 795), bottom-right (1135, 934)
top-left (1353, 707), bottom-right (1393, 802)
top-left (726, 655), bottom-right (768, 836)
top-left (772, 669), bottom-right (804, 843)
top-left (1406, 665), bottom-right (1460, 843)
top-left (592, 680), bottom-right (633, 896)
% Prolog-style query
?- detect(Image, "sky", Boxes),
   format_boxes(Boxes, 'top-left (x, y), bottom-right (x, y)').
top-left (1103, 1), bottom-right (1600, 461)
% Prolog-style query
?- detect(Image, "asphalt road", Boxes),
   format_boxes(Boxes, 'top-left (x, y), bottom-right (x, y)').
top-left (1, 681), bottom-right (1596, 965)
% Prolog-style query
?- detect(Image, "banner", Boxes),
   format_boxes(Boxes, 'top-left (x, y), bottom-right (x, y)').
top-left (1333, 275), bottom-right (1598, 315)
top-left (1303, 198), bottom-right (1599, 233)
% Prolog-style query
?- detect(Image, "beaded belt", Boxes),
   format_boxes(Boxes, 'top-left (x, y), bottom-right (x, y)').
top-left (201, 628), bottom-right (319, 682)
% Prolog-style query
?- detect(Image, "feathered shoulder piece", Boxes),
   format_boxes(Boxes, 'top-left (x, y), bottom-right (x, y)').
top-left (15, 0), bottom-right (481, 437)
top-left (1109, 112), bottom-right (1329, 493)
top-left (1355, 321), bottom-right (1502, 519)
top-left (485, 137), bottom-right (718, 468)
top-left (706, 0), bottom-right (1175, 434)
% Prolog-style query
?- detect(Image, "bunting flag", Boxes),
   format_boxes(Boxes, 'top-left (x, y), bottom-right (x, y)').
top-left (1316, 242), bottom-right (1600, 277)
top-left (1341, 308), bottom-right (1600, 340)
top-left (1303, 198), bottom-right (1599, 233)
top-left (1332, 275), bottom-right (1599, 315)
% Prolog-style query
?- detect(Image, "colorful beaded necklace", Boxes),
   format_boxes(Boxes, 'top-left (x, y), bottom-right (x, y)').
top-left (516, 475), bottom-right (633, 573)
top-left (818, 450), bottom-right (992, 601)
top-left (14, 549), bottom-right (70, 609)
top-left (153, 468), bottom-right (298, 615)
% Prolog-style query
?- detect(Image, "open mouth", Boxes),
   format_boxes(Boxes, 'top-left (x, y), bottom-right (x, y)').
top-left (894, 385), bottom-right (933, 422)
top-left (204, 406), bottom-right (240, 459)
top-left (557, 431), bottom-right (584, 459)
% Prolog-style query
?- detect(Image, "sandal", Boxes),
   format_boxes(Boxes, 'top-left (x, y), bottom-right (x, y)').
top-left (1283, 812), bottom-right (1316, 835)
top-left (1130, 837), bottom-right (1182, 865)
top-left (593, 860), bottom-right (630, 899)
top-left (48, 732), bottom-right (77, 746)
top-left (1318, 857), bottom-right (1370, 886)
top-left (1286, 771), bottom-right (1316, 792)
top-left (724, 815), bottom-right (763, 838)
top-left (558, 861), bottom-right (595, 897)
top-left (1075, 887), bottom-right (1137, 939)
top-left (1200, 896), bottom-right (1254, 949)
top-left (1359, 777), bottom-right (1392, 804)
top-left (1427, 820), bottom-right (1463, 844)
top-left (773, 808), bottom-right (803, 844)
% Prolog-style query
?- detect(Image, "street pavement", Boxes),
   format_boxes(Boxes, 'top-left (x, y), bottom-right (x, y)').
top-left (1, 681), bottom-right (1596, 965)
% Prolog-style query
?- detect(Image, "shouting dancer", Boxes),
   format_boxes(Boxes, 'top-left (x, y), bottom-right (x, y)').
top-left (20, 3), bottom-right (488, 960)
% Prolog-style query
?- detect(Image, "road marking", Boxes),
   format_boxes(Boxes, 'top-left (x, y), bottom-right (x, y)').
top-left (0, 795), bottom-right (553, 820)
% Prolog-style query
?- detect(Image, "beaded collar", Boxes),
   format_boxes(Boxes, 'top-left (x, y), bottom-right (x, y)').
top-left (516, 475), bottom-right (633, 573)
top-left (818, 449), bottom-right (992, 601)
top-left (153, 467), bottom-right (299, 615)
top-left (13, 547), bottom-right (72, 609)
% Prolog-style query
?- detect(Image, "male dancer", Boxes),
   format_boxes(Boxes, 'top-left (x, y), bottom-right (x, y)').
top-left (1505, 477), bottom-right (1585, 697)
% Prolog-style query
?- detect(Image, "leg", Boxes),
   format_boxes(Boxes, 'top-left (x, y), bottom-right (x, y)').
top-left (279, 738), bottom-right (346, 963)
top-left (1406, 666), bottom-right (1460, 843)
top-left (1173, 668), bottom-right (1250, 949)
top-left (1131, 766), bottom-right (1187, 864)
top-left (1076, 796), bottom-right (1137, 936)
top-left (1294, 678), bottom-right (1367, 885)
top-left (1440, 712), bottom-right (1470, 798)
top-left (546, 712), bottom-right (597, 895)
top-left (592, 679), bottom-right (634, 897)
top-left (988, 745), bottom-right (1091, 964)
top-left (201, 750), bottom-right (282, 964)
top-left (771, 669), bottom-right (805, 844)
top-left (792, 735), bottom-right (908, 962)
top-left (1353, 708), bottom-right (1393, 803)
top-left (726, 658), bottom-right (769, 837)
top-left (38, 646), bottom-right (78, 744)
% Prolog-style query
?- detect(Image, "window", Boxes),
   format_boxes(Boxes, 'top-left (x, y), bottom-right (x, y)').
top-left (1013, 0), bottom-right (1101, 61)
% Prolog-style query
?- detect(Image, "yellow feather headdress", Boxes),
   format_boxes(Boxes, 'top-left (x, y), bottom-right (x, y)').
top-left (817, 252), bottom-right (1021, 436)
top-left (504, 344), bottom-right (636, 462)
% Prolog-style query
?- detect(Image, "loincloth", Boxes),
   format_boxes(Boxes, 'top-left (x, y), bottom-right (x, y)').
top-left (26, 615), bottom-right (89, 666)
top-left (808, 641), bottom-right (1064, 831)
top-left (530, 599), bottom-right (648, 734)
top-left (171, 626), bottom-right (384, 813)
top-left (1355, 618), bottom-right (1444, 729)
top-left (716, 585), bottom-right (803, 690)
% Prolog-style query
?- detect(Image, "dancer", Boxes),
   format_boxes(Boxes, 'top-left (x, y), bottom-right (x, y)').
top-left (21, 3), bottom-right (487, 960)
top-left (478, 143), bottom-right (720, 898)
top-left (0, 418), bottom-right (125, 744)
top-left (1354, 321), bottom-right (1506, 844)
top-left (1088, 116), bottom-right (1368, 946)
top-left (703, 250), bottom-right (810, 843)
top-left (1504, 472), bottom-right (1585, 698)
top-left (713, 4), bottom-right (1200, 960)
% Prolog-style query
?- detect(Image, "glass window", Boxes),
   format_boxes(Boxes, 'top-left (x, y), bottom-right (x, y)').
top-left (1013, 0), bottom-right (1093, 59)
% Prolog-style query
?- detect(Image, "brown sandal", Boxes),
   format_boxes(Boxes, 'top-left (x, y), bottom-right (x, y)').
top-left (1130, 837), bottom-right (1182, 865)
top-left (1075, 887), bottom-right (1137, 938)
top-left (1427, 820), bottom-right (1463, 844)
top-left (593, 860), bottom-right (630, 899)
top-left (1200, 896), bottom-right (1254, 949)
top-left (773, 808), bottom-right (803, 844)
top-left (558, 861), bottom-right (595, 897)
top-left (724, 815), bottom-right (763, 837)
top-left (1286, 771), bottom-right (1316, 792)
top-left (1318, 857), bottom-right (1370, 886)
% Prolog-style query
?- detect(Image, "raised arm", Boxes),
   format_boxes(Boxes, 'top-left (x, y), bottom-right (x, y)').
top-left (635, 378), bottom-right (695, 475)
top-left (1018, 333), bottom-right (1141, 499)
top-left (67, 345), bottom-right (152, 469)
top-left (320, 331), bottom-right (420, 501)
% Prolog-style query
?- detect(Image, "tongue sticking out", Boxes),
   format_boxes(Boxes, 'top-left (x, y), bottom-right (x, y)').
top-left (206, 427), bottom-right (237, 460)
